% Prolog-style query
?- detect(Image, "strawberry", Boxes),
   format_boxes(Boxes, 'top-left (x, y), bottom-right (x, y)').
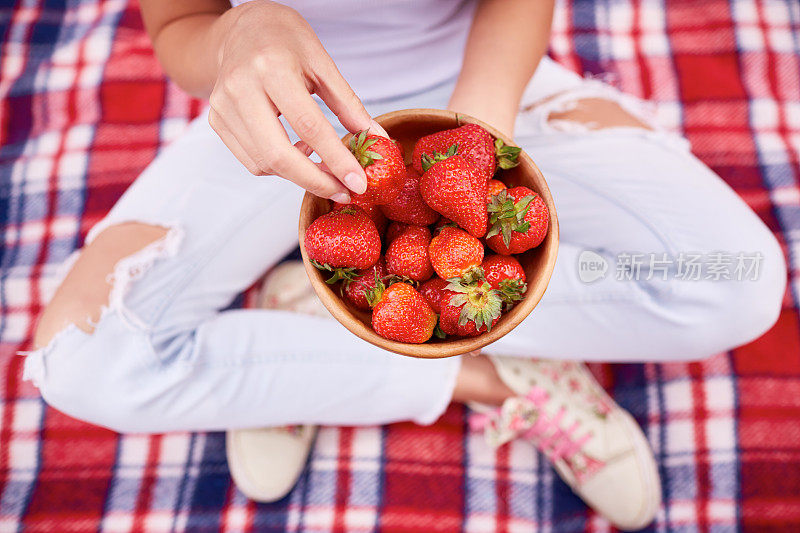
top-left (380, 166), bottom-right (439, 226)
top-left (349, 130), bottom-right (405, 206)
top-left (342, 259), bottom-right (387, 311)
top-left (428, 227), bottom-right (484, 282)
top-left (486, 186), bottom-right (549, 255)
top-left (385, 221), bottom-right (409, 246)
top-left (433, 216), bottom-right (457, 234)
top-left (412, 123), bottom-right (521, 180)
top-left (334, 200), bottom-right (387, 236)
top-left (385, 225), bottom-right (434, 282)
top-left (393, 139), bottom-right (406, 161)
top-left (305, 205), bottom-right (380, 282)
top-left (439, 279), bottom-right (502, 337)
top-left (482, 255), bottom-right (527, 307)
top-left (419, 154), bottom-right (488, 237)
top-left (368, 281), bottom-right (437, 343)
top-left (486, 179), bottom-right (507, 203)
top-left (418, 277), bottom-right (450, 314)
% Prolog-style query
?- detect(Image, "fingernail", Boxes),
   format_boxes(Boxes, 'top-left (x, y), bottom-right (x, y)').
top-left (343, 171), bottom-right (367, 194)
top-left (330, 192), bottom-right (350, 204)
top-left (370, 119), bottom-right (388, 137)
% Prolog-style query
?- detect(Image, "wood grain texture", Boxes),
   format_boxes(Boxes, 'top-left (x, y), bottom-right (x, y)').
top-left (298, 109), bottom-right (559, 358)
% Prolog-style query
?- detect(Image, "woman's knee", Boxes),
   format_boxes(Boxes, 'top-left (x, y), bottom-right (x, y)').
top-left (31, 319), bottom-right (161, 433)
top-left (34, 222), bottom-right (171, 348)
top-left (673, 218), bottom-right (786, 356)
top-left (31, 222), bottom-right (178, 432)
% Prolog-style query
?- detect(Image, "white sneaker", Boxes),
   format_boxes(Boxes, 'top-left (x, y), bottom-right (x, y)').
top-left (226, 425), bottom-right (317, 502)
top-left (226, 261), bottom-right (325, 502)
top-left (470, 357), bottom-right (661, 530)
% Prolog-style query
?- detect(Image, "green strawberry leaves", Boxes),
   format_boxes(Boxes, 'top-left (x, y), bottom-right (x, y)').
top-left (495, 139), bottom-right (522, 169)
top-left (459, 266), bottom-right (485, 286)
top-left (364, 271), bottom-right (412, 307)
top-left (365, 273), bottom-right (386, 308)
top-left (310, 260), bottom-right (360, 285)
top-left (486, 190), bottom-right (537, 247)
top-left (421, 143), bottom-right (458, 172)
top-left (384, 274), bottom-right (418, 288)
top-left (433, 320), bottom-right (446, 339)
top-left (497, 278), bottom-right (528, 309)
top-left (446, 279), bottom-right (503, 332)
top-left (349, 129), bottom-right (384, 168)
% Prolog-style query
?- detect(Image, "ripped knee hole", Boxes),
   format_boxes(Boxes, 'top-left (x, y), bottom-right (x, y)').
top-left (33, 222), bottom-right (181, 348)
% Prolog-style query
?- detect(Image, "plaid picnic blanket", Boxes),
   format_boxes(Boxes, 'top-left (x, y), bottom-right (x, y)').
top-left (1, 0), bottom-right (799, 531)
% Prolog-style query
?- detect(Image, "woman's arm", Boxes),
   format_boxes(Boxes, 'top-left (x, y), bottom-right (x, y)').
top-left (138, 0), bottom-right (386, 202)
top-left (448, 0), bottom-right (555, 136)
top-left (139, 0), bottom-right (231, 99)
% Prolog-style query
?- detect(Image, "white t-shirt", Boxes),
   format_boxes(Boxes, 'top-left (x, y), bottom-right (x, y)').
top-left (230, 0), bottom-right (478, 101)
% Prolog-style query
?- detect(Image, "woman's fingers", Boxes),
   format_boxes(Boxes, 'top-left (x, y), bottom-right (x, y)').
top-left (246, 111), bottom-right (351, 200)
top-left (368, 119), bottom-right (389, 138)
top-left (275, 143), bottom-right (352, 202)
top-left (211, 81), bottom-right (351, 201)
top-left (208, 108), bottom-right (261, 174)
top-left (267, 74), bottom-right (367, 194)
top-left (312, 54), bottom-right (388, 137)
top-left (294, 140), bottom-right (314, 157)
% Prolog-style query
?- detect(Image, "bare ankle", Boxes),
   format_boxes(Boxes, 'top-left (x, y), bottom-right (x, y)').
top-left (451, 353), bottom-right (515, 406)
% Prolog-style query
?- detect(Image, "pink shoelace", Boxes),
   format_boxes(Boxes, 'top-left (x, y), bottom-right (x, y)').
top-left (470, 387), bottom-right (605, 484)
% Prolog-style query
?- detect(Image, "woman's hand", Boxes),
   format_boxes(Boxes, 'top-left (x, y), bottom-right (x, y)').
top-left (207, 1), bottom-right (385, 202)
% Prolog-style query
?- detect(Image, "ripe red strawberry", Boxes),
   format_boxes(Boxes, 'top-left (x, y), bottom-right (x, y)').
top-left (439, 280), bottom-right (502, 337)
top-left (418, 277), bottom-right (450, 314)
top-left (349, 130), bottom-right (405, 206)
top-left (385, 221), bottom-right (409, 246)
top-left (342, 259), bottom-right (387, 311)
top-left (393, 139), bottom-right (406, 161)
top-left (419, 154), bottom-right (488, 237)
top-left (412, 123), bottom-right (521, 180)
top-left (385, 226), bottom-right (434, 281)
top-left (428, 227), bottom-right (484, 281)
top-left (486, 186), bottom-right (549, 255)
top-left (486, 179), bottom-right (507, 203)
top-left (368, 281), bottom-right (437, 343)
top-left (305, 205), bottom-right (380, 282)
top-left (380, 166), bottom-right (439, 226)
top-left (334, 200), bottom-right (387, 236)
top-left (433, 216), bottom-right (456, 235)
top-left (482, 255), bottom-right (527, 307)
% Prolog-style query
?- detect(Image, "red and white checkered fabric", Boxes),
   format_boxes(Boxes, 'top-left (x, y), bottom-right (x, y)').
top-left (1, 0), bottom-right (799, 531)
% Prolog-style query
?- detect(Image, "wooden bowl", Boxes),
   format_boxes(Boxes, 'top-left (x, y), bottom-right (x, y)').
top-left (298, 109), bottom-right (559, 358)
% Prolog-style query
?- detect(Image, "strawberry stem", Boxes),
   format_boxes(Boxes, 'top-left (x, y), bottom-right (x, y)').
top-left (349, 129), bottom-right (385, 168)
top-left (495, 139), bottom-right (521, 170)
top-left (433, 320), bottom-right (446, 339)
top-left (459, 266), bottom-right (485, 286)
top-left (365, 274), bottom-right (386, 308)
top-left (384, 274), bottom-right (418, 287)
top-left (486, 190), bottom-right (538, 247)
top-left (310, 259), bottom-right (360, 284)
top-left (445, 279), bottom-right (503, 332)
top-left (420, 143), bottom-right (458, 172)
top-left (498, 278), bottom-right (528, 308)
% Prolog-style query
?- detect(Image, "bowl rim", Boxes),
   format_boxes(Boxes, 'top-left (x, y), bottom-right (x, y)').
top-left (298, 108), bottom-right (559, 358)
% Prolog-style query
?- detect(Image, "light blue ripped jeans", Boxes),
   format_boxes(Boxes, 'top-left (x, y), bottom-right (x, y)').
top-left (23, 58), bottom-right (786, 434)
